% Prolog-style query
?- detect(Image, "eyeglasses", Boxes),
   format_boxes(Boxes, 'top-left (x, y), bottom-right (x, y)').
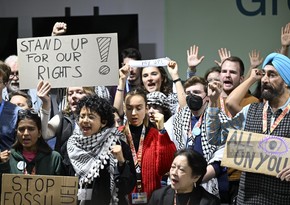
top-left (18, 109), bottom-right (39, 118)
top-left (9, 71), bottom-right (19, 79)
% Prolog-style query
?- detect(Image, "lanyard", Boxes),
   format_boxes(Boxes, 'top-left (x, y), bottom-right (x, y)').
top-left (219, 96), bottom-right (232, 118)
top-left (126, 125), bottom-right (146, 192)
top-left (0, 100), bottom-right (5, 117)
top-left (187, 114), bottom-right (203, 138)
top-left (262, 101), bottom-right (290, 134)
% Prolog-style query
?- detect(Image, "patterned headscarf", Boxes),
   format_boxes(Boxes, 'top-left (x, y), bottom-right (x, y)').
top-left (147, 91), bottom-right (170, 109)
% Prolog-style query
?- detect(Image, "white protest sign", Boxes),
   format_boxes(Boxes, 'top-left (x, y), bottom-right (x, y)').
top-left (222, 129), bottom-right (290, 176)
top-left (17, 33), bottom-right (119, 89)
top-left (128, 57), bottom-right (170, 67)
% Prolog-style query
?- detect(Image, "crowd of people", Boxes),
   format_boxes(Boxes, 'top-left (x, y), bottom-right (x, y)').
top-left (0, 21), bottom-right (290, 205)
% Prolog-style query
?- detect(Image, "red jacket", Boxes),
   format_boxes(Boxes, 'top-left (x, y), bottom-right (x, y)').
top-left (119, 126), bottom-right (177, 200)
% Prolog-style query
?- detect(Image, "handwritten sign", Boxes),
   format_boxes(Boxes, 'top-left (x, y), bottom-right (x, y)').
top-left (17, 33), bottom-right (119, 89)
top-left (222, 129), bottom-right (290, 176)
top-left (128, 57), bottom-right (170, 67)
top-left (1, 174), bottom-right (78, 205)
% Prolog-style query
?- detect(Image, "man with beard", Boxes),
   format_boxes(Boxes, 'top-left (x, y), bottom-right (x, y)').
top-left (164, 76), bottom-right (227, 200)
top-left (216, 56), bottom-right (260, 204)
top-left (206, 53), bottom-right (290, 205)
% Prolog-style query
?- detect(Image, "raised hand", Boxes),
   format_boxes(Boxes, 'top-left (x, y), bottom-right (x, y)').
top-left (207, 81), bottom-right (223, 107)
top-left (0, 150), bottom-right (11, 163)
top-left (281, 22), bottom-right (290, 47)
top-left (249, 50), bottom-right (263, 68)
top-left (187, 45), bottom-right (205, 70)
top-left (214, 48), bottom-right (231, 67)
top-left (52, 22), bottom-right (67, 36)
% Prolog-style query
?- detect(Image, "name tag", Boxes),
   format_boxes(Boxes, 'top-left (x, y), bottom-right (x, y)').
top-left (132, 192), bottom-right (148, 204)
top-left (78, 188), bottom-right (93, 200)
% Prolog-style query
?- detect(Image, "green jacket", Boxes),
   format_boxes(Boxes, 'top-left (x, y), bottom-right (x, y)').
top-left (0, 148), bottom-right (64, 175)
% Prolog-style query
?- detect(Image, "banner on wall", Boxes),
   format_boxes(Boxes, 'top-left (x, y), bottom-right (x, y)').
top-left (17, 33), bottom-right (119, 89)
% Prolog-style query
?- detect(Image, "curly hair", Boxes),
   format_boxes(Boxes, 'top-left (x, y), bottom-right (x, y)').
top-left (76, 94), bottom-right (115, 128)
top-left (141, 66), bottom-right (173, 96)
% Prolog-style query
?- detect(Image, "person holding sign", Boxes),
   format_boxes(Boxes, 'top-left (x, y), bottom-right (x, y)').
top-left (0, 109), bottom-right (64, 190)
top-left (148, 149), bottom-right (220, 205)
top-left (119, 88), bottom-right (176, 204)
top-left (206, 53), bottom-right (290, 204)
top-left (66, 94), bottom-right (136, 205)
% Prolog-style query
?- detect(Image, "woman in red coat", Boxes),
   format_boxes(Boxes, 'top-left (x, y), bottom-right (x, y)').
top-left (119, 88), bottom-right (176, 204)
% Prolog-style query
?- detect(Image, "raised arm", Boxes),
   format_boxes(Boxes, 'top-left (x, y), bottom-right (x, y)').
top-left (281, 22), bottom-right (290, 56)
top-left (37, 81), bottom-right (52, 139)
top-left (245, 49), bottom-right (263, 79)
top-left (51, 22), bottom-right (67, 36)
top-left (167, 60), bottom-right (187, 108)
top-left (214, 48), bottom-right (231, 67)
top-left (226, 69), bottom-right (262, 117)
top-left (113, 65), bottom-right (130, 116)
top-left (186, 45), bottom-right (205, 79)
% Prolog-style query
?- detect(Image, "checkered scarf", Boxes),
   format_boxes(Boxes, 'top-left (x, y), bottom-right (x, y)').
top-left (172, 106), bottom-right (221, 197)
top-left (147, 91), bottom-right (170, 109)
top-left (67, 127), bottom-right (122, 204)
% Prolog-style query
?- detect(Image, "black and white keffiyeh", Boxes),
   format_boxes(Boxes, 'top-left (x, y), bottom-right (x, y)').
top-left (147, 91), bottom-right (170, 109)
top-left (172, 106), bottom-right (221, 197)
top-left (67, 127), bottom-right (123, 204)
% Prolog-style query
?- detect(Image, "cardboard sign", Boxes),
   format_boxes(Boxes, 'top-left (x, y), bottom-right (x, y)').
top-left (17, 33), bottom-right (119, 89)
top-left (222, 129), bottom-right (290, 176)
top-left (1, 174), bottom-right (78, 205)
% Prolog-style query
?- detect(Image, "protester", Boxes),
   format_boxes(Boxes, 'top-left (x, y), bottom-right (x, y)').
top-left (206, 53), bottom-right (290, 204)
top-left (148, 149), bottom-right (220, 205)
top-left (119, 88), bottom-right (176, 203)
top-left (66, 94), bottom-right (136, 205)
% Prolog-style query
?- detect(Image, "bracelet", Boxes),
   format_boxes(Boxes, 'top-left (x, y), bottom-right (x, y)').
top-left (117, 88), bottom-right (124, 92)
top-left (173, 78), bottom-right (181, 83)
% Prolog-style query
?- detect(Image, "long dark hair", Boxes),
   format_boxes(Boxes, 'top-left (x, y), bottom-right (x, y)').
top-left (13, 109), bottom-right (52, 154)
top-left (141, 66), bottom-right (173, 96)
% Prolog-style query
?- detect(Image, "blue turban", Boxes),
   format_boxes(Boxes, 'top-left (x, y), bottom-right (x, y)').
top-left (262, 53), bottom-right (290, 86)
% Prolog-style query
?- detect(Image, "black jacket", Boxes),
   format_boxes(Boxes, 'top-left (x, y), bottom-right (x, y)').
top-left (148, 185), bottom-right (220, 205)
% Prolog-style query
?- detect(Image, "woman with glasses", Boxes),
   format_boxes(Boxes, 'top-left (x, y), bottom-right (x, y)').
top-left (0, 109), bottom-right (64, 176)
top-left (66, 94), bottom-right (136, 205)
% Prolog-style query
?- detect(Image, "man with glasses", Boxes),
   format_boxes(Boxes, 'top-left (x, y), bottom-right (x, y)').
top-left (0, 61), bottom-right (19, 151)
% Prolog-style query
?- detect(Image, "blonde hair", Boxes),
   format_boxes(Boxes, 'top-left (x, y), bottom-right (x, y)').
top-left (63, 87), bottom-right (95, 115)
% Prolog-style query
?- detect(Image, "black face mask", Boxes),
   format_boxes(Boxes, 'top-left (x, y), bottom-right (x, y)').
top-left (186, 94), bottom-right (204, 111)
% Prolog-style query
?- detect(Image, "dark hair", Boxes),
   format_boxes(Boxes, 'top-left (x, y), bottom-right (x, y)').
top-left (0, 61), bottom-right (11, 84)
top-left (76, 95), bottom-right (115, 128)
top-left (183, 76), bottom-right (208, 94)
top-left (120, 48), bottom-right (142, 64)
top-left (204, 66), bottom-right (221, 81)
top-left (9, 90), bottom-right (33, 108)
top-left (221, 56), bottom-right (245, 76)
top-left (13, 109), bottom-right (52, 153)
top-left (141, 66), bottom-right (173, 95)
top-left (174, 149), bottom-right (207, 186)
